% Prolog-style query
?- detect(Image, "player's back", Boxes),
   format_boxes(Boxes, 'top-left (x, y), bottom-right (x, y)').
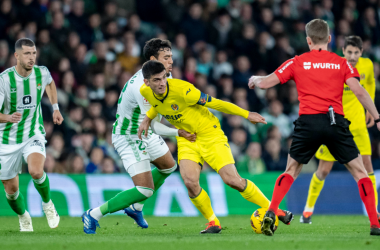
top-left (278, 50), bottom-right (358, 116)
top-left (140, 78), bottom-right (220, 135)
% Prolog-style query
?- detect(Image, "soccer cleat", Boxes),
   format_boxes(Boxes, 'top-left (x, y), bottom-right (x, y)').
top-left (82, 209), bottom-right (100, 234)
top-left (200, 221), bottom-right (222, 234)
top-left (277, 209), bottom-right (294, 225)
top-left (124, 205), bottom-right (148, 228)
top-left (18, 211), bottom-right (33, 232)
top-left (261, 210), bottom-right (276, 236)
top-left (300, 212), bottom-right (312, 224)
top-left (370, 226), bottom-right (380, 236)
top-left (42, 201), bottom-right (60, 229)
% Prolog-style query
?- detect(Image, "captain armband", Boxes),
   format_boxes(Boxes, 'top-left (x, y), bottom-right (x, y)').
top-left (197, 92), bottom-right (212, 106)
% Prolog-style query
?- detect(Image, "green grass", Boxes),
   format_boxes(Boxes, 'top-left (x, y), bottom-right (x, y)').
top-left (0, 215), bottom-right (379, 250)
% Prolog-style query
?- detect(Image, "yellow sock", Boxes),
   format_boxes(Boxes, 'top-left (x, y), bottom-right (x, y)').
top-left (190, 189), bottom-right (220, 226)
top-left (305, 172), bottom-right (325, 212)
top-left (368, 172), bottom-right (378, 209)
top-left (240, 179), bottom-right (270, 208)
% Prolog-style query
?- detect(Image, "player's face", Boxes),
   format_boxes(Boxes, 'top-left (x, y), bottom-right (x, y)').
top-left (145, 70), bottom-right (167, 95)
top-left (15, 45), bottom-right (37, 70)
top-left (156, 48), bottom-right (173, 75)
top-left (343, 45), bottom-right (362, 67)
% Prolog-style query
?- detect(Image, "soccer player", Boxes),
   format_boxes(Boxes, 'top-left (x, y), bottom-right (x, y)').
top-left (81, 38), bottom-right (195, 234)
top-left (248, 19), bottom-right (380, 236)
top-left (0, 38), bottom-right (63, 231)
top-left (300, 36), bottom-right (379, 224)
top-left (138, 60), bottom-right (294, 234)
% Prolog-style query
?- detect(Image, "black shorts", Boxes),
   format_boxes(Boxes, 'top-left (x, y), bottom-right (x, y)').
top-left (289, 114), bottom-right (359, 164)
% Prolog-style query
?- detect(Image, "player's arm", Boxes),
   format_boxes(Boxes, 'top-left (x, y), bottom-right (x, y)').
top-left (248, 73), bottom-right (281, 89)
top-left (0, 77), bottom-right (21, 123)
top-left (365, 61), bottom-right (376, 127)
top-left (184, 86), bottom-right (266, 124)
top-left (346, 77), bottom-right (380, 130)
top-left (45, 79), bottom-right (64, 125)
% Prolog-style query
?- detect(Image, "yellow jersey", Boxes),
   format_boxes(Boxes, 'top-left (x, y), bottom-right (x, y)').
top-left (140, 78), bottom-right (249, 136)
top-left (342, 57), bottom-right (376, 130)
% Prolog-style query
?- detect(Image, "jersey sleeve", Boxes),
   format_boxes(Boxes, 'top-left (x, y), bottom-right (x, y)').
top-left (0, 77), bottom-right (5, 111)
top-left (343, 60), bottom-right (360, 82)
top-left (274, 58), bottom-right (295, 84)
top-left (41, 66), bottom-right (53, 86)
top-left (364, 60), bottom-right (376, 101)
top-left (146, 106), bottom-right (158, 119)
top-left (133, 84), bottom-right (150, 114)
top-left (183, 83), bottom-right (202, 105)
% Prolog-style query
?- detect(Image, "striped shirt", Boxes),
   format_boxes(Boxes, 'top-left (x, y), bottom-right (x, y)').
top-left (0, 66), bottom-right (52, 144)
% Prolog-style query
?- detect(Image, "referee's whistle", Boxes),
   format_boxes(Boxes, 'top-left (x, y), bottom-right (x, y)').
top-left (329, 105), bottom-right (336, 125)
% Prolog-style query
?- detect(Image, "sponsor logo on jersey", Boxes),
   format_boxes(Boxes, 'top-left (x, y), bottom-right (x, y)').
top-left (312, 63), bottom-right (340, 69)
top-left (17, 104), bottom-right (36, 110)
top-left (171, 104), bottom-right (179, 111)
top-left (360, 73), bottom-right (365, 80)
top-left (143, 97), bottom-right (151, 106)
top-left (11, 88), bottom-right (16, 93)
top-left (30, 140), bottom-right (43, 148)
top-left (303, 62), bottom-right (311, 70)
top-left (278, 60), bottom-right (293, 73)
top-left (18, 96), bottom-right (35, 109)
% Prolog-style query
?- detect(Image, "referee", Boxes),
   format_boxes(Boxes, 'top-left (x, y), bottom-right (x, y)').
top-left (248, 19), bottom-right (380, 236)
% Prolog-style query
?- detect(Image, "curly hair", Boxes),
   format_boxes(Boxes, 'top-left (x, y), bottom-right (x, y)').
top-left (143, 38), bottom-right (172, 60)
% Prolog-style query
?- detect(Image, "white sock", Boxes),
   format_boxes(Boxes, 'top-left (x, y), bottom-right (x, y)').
top-left (90, 207), bottom-right (103, 221)
top-left (42, 199), bottom-right (52, 207)
top-left (130, 203), bottom-right (144, 211)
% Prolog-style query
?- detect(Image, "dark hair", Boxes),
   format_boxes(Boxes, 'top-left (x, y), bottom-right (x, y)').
top-left (15, 38), bottom-right (35, 50)
top-left (143, 38), bottom-right (172, 60)
top-left (305, 19), bottom-right (329, 44)
top-left (142, 60), bottom-right (166, 79)
top-left (344, 36), bottom-right (363, 50)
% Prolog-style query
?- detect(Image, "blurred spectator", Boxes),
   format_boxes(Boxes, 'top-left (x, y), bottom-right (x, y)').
top-left (212, 50), bottom-right (233, 81)
top-left (181, 3), bottom-right (207, 46)
top-left (262, 138), bottom-right (288, 171)
top-left (208, 8), bottom-right (233, 49)
top-left (196, 49), bottom-right (213, 77)
top-left (232, 56), bottom-right (251, 89)
top-left (86, 147), bottom-right (104, 173)
top-left (236, 142), bottom-right (266, 174)
top-left (262, 100), bottom-right (292, 138)
top-left (229, 127), bottom-right (248, 159)
top-left (101, 157), bottom-right (116, 174)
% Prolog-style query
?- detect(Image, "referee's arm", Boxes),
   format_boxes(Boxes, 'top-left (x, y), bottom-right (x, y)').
top-left (248, 73), bottom-right (281, 89)
top-left (346, 77), bottom-right (380, 124)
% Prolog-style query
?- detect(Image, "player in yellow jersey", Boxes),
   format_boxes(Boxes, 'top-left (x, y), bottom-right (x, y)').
top-left (138, 60), bottom-right (294, 234)
top-left (300, 36), bottom-right (379, 224)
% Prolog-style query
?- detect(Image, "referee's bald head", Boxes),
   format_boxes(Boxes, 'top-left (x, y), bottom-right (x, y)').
top-left (305, 19), bottom-right (330, 45)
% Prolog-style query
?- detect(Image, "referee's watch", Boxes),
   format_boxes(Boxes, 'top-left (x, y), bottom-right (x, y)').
top-left (375, 117), bottom-right (380, 124)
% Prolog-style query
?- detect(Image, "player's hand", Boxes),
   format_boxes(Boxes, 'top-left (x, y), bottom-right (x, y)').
top-left (7, 112), bottom-right (22, 123)
top-left (247, 112), bottom-right (267, 125)
top-left (138, 116), bottom-right (152, 139)
top-left (53, 110), bottom-right (64, 125)
top-left (366, 111), bottom-right (375, 128)
top-left (248, 76), bottom-right (258, 89)
top-left (178, 129), bottom-right (196, 143)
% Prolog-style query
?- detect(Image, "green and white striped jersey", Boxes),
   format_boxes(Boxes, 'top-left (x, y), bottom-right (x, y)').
top-left (112, 69), bottom-right (169, 136)
top-left (0, 66), bottom-right (52, 144)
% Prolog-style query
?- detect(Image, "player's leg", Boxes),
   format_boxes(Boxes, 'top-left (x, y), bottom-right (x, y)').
top-left (2, 175), bottom-right (33, 232)
top-left (362, 155), bottom-right (378, 211)
top-left (301, 158), bottom-right (334, 224)
top-left (126, 150), bottom-right (177, 228)
top-left (344, 156), bottom-right (380, 235)
top-left (180, 159), bottom-right (221, 234)
top-left (84, 160), bottom-right (154, 234)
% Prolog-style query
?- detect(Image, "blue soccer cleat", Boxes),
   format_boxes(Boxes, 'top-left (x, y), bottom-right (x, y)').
top-left (124, 205), bottom-right (148, 228)
top-left (82, 209), bottom-right (100, 234)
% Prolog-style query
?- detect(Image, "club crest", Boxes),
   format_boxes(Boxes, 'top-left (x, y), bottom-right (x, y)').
top-left (171, 104), bottom-right (179, 111)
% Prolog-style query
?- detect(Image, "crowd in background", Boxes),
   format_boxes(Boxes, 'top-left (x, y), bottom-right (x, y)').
top-left (1, 0), bottom-right (380, 174)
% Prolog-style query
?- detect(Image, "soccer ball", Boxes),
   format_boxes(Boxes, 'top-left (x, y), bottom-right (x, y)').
top-left (250, 208), bottom-right (279, 234)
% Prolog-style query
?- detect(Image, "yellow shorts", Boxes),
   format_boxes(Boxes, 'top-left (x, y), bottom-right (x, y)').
top-left (315, 127), bottom-right (371, 161)
top-left (177, 128), bottom-right (235, 172)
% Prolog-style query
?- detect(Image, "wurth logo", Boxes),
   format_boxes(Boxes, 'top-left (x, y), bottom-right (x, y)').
top-left (312, 63), bottom-right (340, 69)
top-left (303, 62), bottom-right (311, 70)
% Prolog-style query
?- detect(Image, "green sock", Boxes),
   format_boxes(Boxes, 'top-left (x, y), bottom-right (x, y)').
top-left (33, 172), bottom-right (51, 203)
top-left (138, 167), bottom-right (172, 205)
top-left (6, 190), bottom-right (26, 215)
top-left (100, 186), bottom-right (153, 215)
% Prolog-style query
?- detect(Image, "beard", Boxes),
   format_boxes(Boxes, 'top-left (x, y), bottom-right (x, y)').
top-left (21, 61), bottom-right (34, 70)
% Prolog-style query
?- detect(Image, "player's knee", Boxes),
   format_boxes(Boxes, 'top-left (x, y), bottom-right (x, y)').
top-left (183, 178), bottom-right (200, 192)
top-left (29, 169), bottom-right (44, 180)
top-left (318, 169), bottom-right (330, 180)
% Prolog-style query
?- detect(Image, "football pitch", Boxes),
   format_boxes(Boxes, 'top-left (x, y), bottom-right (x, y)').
top-left (1, 215), bottom-right (379, 250)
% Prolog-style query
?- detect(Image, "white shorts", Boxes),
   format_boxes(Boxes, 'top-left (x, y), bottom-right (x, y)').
top-left (0, 135), bottom-right (46, 180)
top-left (112, 133), bottom-right (169, 174)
